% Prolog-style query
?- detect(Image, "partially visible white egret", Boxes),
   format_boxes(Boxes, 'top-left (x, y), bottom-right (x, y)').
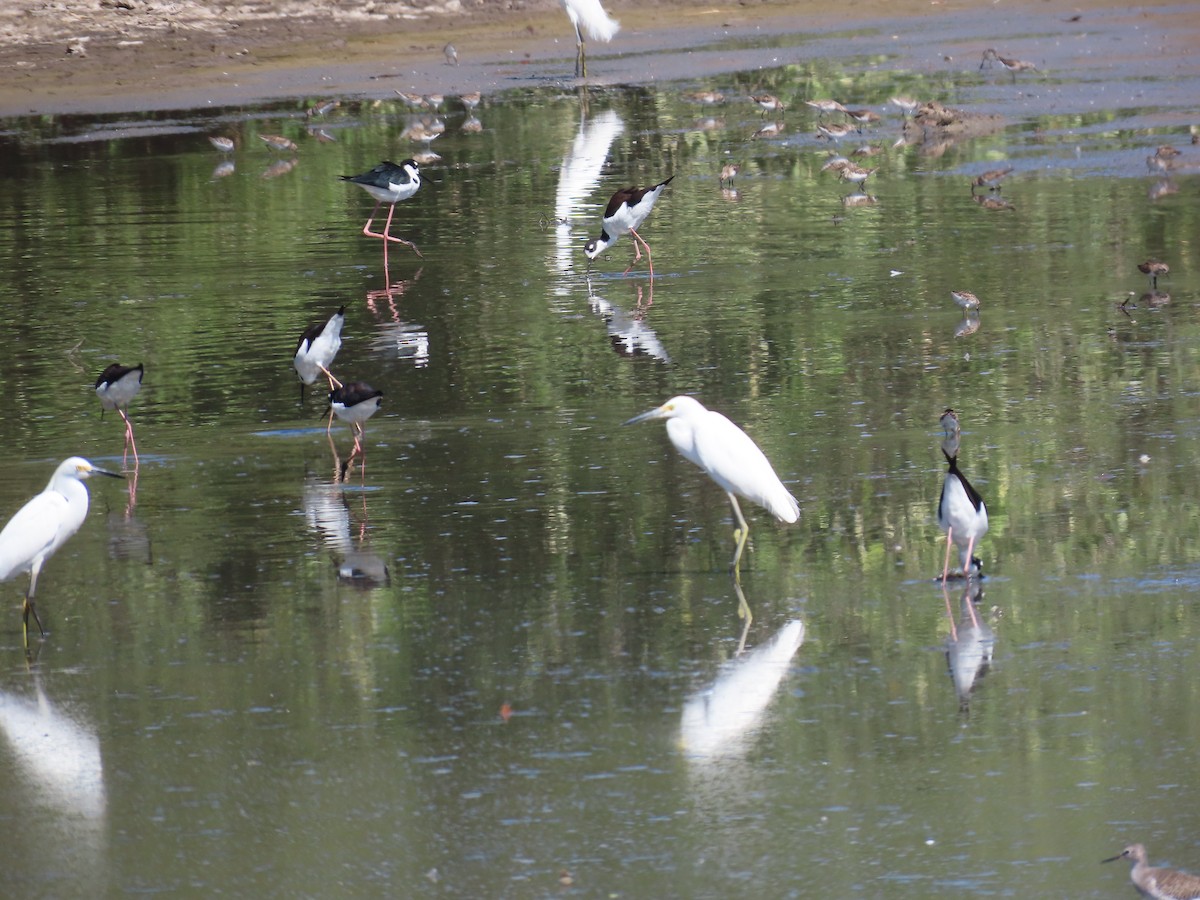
top-left (624, 396), bottom-right (799, 574)
top-left (0, 458), bottom-right (123, 644)
top-left (560, 0), bottom-right (619, 78)
top-left (937, 408), bottom-right (988, 581)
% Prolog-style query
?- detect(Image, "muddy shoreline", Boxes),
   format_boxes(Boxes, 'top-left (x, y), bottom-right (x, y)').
top-left (0, 0), bottom-right (1195, 119)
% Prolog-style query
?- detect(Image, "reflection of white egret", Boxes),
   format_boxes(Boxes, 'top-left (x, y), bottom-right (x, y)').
top-left (680, 619), bottom-right (804, 760)
top-left (625, 396), bottom-right (799, 574)
top-left (943, 580), bottom-right (993, 711)
top-left (0, 682), bottom-right (105, 820)
top-left (554, 109), bottom-right (625, 292)
top-left (0, 458), bottom-right (123, 644)
top-left (937, 409), bottom-right (988, 580)
top-left (560, 0), bottom-right (619, 78)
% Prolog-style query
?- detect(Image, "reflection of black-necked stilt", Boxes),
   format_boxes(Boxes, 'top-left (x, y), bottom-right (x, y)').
top-left (95, 363), bottom-right (143, 466)
top-left (584, 176), bottom-right (673, 279)
top-left (1103, 844), bottom-right (1200, 900)
top-left (938, 408), bottom-right (988, 581)
top-left (293, 307), bottom-right (345, 402)
top-left (341, 160), bottom-right (423, 279)
top-left (0, 457), bottom-right (123, 645)
top-left (560, 0), bottom-right (619, 78)
top-left (330, 382), bottom-right (383, 458)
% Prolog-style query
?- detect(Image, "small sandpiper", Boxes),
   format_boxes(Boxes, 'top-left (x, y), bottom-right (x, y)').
top-left (971, 167), bottom-right (1014, 193)
top-left (258, 134), bottom-right (298, 152)
top-left (805, 98), bottom-right (847, 118)
top-left (817, 122), bottom-right (855, 143)
top-left (459, 91), bottom-right (481, 112)
top-left (979, 48), bottom-right (1037, 81)
top-left (719, 163), bottom-right (741, 186)
top-left (1104, 844), bottom-right (1200, 900)
top-left (838, 162), bottom-right (877, 188)
top-left (844, 108), bottom-right (880, 131)
top-left (950, 290), bottom-right (981, 311)
top-left (889, 96), bottom-right (919, 118)
top-left (750, 94), bottom-right (786, 116)
top-left (208, 135), bottom-right (235, 153)
top-left (1138, 259), bottom-right (1169, 289)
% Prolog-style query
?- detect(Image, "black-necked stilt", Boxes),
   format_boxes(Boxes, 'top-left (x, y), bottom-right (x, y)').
top-left (1103, 844), bottom-right (1200, 900)
top-left (341, 159), bottom-right (424, 279)
top-left (584, 176), bottom-right (674, 279)
top-left (293, 307), bottom-right (345, 402)
top-left (950, 290), bottom-right (981, 311)
top-left (979, 48), bottom-right (1037, 81)
top-left (560, 0), bottom-right (619, 78)
top-left (938, 408), bottom-right (989, 581)
top-left (329, 381), bottom-right (383, 458)
top-left (95, 363), bottom-right (143, 467)
top-left (625, 396), bottom-right (799, 578)
top-left (0, 458), bottom-right (123, 645)
top-left (1138, 259), bottom-right (1169, 290)
top-left (971, 167), bottom-right (1013, 193)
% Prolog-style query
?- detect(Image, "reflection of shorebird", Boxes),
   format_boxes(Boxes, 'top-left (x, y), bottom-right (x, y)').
top-left (1138, 259), bottom-right (1169, 290)
top-left (938, 409), bottom-right (988, 581)
top-left (293, 306), bottom-right (344, 402)
top-left (585, 176), bottom-right (673, 279)
top-left (954, 314), bottom-right (981, 338)
top-left (1103, 844), bottom-right (1200, 900)
top-left (587, 284), bottom-right (671, 363)
top-left (0, 458), bottom-right (122, 645)
top-left (979, 48), bottom-right (1037, 82)
top-left (943, 580), bottom-right (993, 711)
top-left (341, 160), bottom-right (424, 280)
top-left (972, 193), bottom-right (1014, 211)
top-left (95, 362), bottom-right (143, 466)
top-left (560, 0), bottom-right (619, 77)
top-left (625, 396), bottom-right (799, 576)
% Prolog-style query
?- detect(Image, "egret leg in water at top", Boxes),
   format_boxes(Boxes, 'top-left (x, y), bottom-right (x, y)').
top-left (0, 458), bottom-right (123, 645)
top-left (560, 0), bottom-right (619, 77)
top-left (624, 396), bottom-right (799, 577)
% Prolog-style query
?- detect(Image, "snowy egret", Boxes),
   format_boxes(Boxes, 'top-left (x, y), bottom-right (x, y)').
top-left (560, 0), bottom-right (619, 78)
top-left (1103, 844), bottom-right (1200, 900)
top-left (341, 160), bottom-right (424, 280)
top-left (584, 176), bottom-right (673, 279)
top-left (329, 382), bottom-right (383, 458)
top-left (293, 306), bottom-right (345, 402)
top-left (0, 458), bottom-right (122, 644)
top-left (937, 409), bottom-right (988, 581)
top-left (94, 363), bottom-right (143, 467)
top-left (624, 396), bottom-right (799, 574)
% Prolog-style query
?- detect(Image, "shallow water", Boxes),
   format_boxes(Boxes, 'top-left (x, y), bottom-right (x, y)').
top-left (1, 30), bottom-right (1199, 898)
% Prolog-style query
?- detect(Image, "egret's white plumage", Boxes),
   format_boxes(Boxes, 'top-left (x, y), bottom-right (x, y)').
top-left (560, 0), bottom-right (619, 77)
top-left (293, 306), bottom-right (345, 401)
top-left (625, 395), bottom-right (798, 573)
top-left (937, 409), bottom-right (988, 580)
top-left (0, 458), bottom-right (122, 643)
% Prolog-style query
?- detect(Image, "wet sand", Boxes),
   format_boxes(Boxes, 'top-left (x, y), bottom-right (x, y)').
top-left (0, 0), bottom-right (1196, 119)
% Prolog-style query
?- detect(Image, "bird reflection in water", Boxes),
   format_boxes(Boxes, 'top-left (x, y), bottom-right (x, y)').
top-left (303, 473), bottom-right (390, 589)
top-left (365, 268), bottom-right (430, 368)
top-left (942, 579), bottom-right (994, 712)
top-left (954, 313), bottom-right (981, 339)
top-left (586, 277), bottom-right (671, 363)
top-left (679, 617), bottom-right (805, 761)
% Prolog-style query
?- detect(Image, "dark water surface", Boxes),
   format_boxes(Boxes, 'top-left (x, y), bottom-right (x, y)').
top-left (1, 27), bottom-right (1199, 898)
